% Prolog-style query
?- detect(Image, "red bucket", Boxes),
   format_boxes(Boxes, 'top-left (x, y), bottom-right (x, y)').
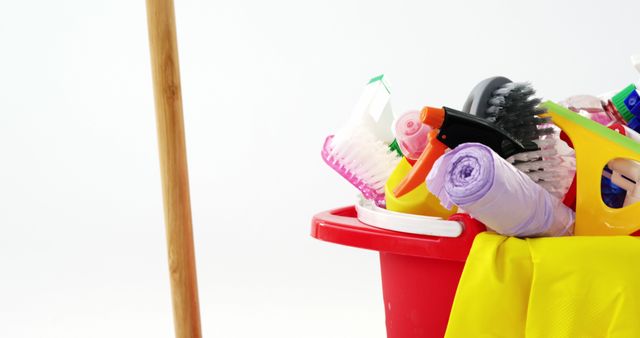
top-left (311, 206), bottom-right (486, 338)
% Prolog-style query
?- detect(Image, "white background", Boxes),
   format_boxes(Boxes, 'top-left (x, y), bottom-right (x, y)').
top-left (1, 0), bottom-right (638, 337)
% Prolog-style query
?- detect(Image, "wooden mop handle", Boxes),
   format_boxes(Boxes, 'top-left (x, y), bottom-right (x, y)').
top-left (145, 1), bottom-right (202, 337)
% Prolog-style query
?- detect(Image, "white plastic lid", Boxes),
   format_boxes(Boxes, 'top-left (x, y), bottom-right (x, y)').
top-left (355, 197), bottom-right (463, 237)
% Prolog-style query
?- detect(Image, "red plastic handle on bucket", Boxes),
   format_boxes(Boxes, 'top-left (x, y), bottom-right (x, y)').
top-left (311, 206), bottom-right (486, 261)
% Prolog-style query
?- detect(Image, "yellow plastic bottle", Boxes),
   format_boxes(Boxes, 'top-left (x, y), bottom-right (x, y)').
top-left (385, 157), bottom-right (456, 218)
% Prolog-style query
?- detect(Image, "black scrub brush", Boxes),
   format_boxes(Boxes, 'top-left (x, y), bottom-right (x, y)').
top-left (463, 77), bottom-right (575, 199)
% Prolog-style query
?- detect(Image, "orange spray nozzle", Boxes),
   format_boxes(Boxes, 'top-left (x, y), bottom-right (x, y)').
top-left (393, 128), bottom-right (448, 198)
top-left (420, 106), bottom-right (445, 129)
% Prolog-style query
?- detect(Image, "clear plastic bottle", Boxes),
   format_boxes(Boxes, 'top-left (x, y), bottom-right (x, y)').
top-left (561, 84), bottom-right (639, 131)
top-left (561, 95), bottom-right (617, 125)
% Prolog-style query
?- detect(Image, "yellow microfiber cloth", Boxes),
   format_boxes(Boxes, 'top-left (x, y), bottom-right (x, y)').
top-left (445, 233), bottom-right (640, 338)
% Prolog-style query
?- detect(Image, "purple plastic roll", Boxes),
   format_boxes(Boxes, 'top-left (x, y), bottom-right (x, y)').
top-left (427, 143), bottom-right (575, 237)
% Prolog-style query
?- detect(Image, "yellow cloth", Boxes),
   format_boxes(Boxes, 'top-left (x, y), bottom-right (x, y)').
top-left (445, 233), bottom-right (640, 338)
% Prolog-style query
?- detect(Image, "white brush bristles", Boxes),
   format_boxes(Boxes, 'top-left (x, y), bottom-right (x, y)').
top-left (329, 125), bottom-right (401, 194)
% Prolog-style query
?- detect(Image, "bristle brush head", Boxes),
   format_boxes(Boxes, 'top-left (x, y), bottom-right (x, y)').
top-left (321, 125), bottom-right (401, 207)
top-left (485, 82), bottom-right (553, 144)
top-left (466, 77), bottom-right (576, 200)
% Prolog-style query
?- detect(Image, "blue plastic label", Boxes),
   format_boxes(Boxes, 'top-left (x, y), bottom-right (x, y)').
top-left (631, 100), bottom-right (640, 118)
top-left (627, 117), bottom-right (640, 132)
top-left (624, 90), bottom-right (640, 114)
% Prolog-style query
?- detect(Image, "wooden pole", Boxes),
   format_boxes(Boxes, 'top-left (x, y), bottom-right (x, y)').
top-left (145, 1), bottom-right (202, 337)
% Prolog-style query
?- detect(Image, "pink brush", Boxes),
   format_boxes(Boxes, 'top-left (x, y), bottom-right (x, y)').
top-left (321, 128), bottom-right (400, 207)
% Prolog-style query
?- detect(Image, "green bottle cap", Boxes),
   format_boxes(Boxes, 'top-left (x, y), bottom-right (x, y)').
top-left (389, 139), bottom-right (403, 157)
top-left (611, 84), bottom-right (637, 122)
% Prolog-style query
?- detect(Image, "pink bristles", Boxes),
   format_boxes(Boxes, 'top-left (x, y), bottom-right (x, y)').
top-left (321, 135), bottom-right (395, 207)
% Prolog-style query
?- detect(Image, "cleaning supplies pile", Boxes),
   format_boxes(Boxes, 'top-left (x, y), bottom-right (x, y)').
top-left (321, 58), bottom-right (640, 238)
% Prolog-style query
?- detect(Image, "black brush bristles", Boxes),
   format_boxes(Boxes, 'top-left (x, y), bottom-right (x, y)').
top-left (484, 82), bottom-right (554, 145)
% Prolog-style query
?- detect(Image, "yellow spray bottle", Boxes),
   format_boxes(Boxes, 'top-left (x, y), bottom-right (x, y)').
top-left (385, 157), bottom-right (456, 218)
